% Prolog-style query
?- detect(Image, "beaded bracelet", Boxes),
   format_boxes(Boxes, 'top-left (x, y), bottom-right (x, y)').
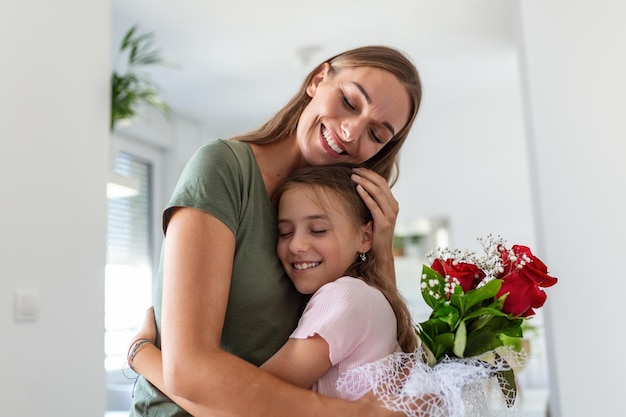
top-left (127, 338), bottom-right (153, 372)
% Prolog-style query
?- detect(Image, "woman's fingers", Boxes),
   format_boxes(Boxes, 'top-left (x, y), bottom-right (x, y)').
top-left (351, 168), bottom-right (399, 222)
top-left (352, 168), bottom-right (398, 241)
top-left (352, 168), bottom-right (399, 282)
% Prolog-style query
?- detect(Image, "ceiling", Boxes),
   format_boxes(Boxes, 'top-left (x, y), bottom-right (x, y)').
top-left (111, 0), bottom-right (519, 138)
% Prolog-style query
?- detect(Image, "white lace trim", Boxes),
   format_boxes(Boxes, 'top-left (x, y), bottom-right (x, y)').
top-left (336, 346), bottom-right (527, 417)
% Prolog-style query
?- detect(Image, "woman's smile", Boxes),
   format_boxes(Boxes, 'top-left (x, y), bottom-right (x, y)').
top-left (320, 125), bottom-right (346, 156)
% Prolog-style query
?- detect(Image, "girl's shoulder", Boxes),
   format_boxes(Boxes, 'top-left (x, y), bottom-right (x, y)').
top-left (316, 277), bottom-right (386, 306)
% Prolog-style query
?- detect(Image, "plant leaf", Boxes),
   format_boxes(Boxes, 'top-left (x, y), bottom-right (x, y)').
top-left (494, 352), bottom-right (517, 407)
top-left (420, 266), bottom-right (447, 309)
top-left (454, 279), bottom-right (502, 313)
top-left (464, 327), bottom-right (501, 357)
top-left (453, 320), bottom-right (467, 357)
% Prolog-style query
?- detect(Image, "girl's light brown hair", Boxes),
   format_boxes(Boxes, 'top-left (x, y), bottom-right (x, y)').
top-left (233, 45), bottom-right (422, 186)
top-left (274, 163), bottom-right (418, 353)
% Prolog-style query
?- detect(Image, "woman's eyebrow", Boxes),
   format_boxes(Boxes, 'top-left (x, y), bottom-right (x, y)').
top-left (352, 81), bottom-right (396, 135)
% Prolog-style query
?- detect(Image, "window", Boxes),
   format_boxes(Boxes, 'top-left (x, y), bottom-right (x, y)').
top-left (104, 138), bottom-right (164, 373)
top-left (105, 151), bottom-right (154, 370)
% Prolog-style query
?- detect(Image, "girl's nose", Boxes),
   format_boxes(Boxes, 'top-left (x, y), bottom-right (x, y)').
top-left (289, 233), bottom-right (308, 253)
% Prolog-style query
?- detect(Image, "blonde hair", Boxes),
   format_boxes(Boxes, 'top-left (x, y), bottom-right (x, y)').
top-left (274, 164), bottom-right (418, 353)
top-left (232, 45), bottom-right (422, 186)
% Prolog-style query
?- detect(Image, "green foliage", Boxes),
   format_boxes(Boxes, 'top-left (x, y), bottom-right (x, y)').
top-left (418, 265), bottom-right (524, 361)
top-left (417, 265), bottom-right (525, 407)
top-left (110, 24), bottom-right (173, 131)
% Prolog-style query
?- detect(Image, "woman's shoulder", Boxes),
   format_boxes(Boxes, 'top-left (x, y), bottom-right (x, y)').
top-left (195, 139), bottom-right (252, 160)
top-left (181, 139), bottom-right (256, 178)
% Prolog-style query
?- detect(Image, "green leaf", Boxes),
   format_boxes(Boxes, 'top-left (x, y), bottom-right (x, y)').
top-left (454, 279), bottom-right (502, 313)
top-left (120, 24), bottom-right (138, 51)
top-left (432, 303), bottom-right (460, 329)
top-left (494, 353), bottom-right (517, 407)
top-left (420, 266), bottom-right (447, 309)
top-left (464, 306), bottom-right (507, 322)
top-left (464, 328), bottom-right (501, 357)
top-left (453, 320), bottom-right (467, 357)
top-left (479, 316), bottom-right (523, 336)
top-left (111, 24), bottom-right (176, 131)
top-left (433, 332), bottom-right (455, 360)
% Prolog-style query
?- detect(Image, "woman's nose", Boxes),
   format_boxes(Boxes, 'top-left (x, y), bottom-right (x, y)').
top-left (341, 118), bottom-right (365, 144)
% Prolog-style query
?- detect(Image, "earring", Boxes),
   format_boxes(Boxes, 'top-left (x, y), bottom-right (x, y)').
top-left (359, 252), bottom-right (367, 262)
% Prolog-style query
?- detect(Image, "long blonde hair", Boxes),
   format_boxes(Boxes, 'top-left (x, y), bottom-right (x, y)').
top-left (232, 46), bottom-right (422, 186)
top-left (274, 164), bottom-right (418, 353)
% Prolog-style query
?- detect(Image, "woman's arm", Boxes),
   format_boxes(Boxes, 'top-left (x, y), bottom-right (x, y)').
top-left (130, 307), bottom-right (332, 393)
top-left (150, 207), bottom-right (395, 417)
top-left (351, 167), bottom-right (399, 283)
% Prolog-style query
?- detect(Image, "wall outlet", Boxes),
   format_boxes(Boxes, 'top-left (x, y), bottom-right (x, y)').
top-left (14, 288), bottom-right (40, 322)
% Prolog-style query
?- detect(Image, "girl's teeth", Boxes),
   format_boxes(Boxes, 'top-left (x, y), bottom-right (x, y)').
top-left (322, 127), bottom-right (344, 154)
top-left (293, 262), bottom-right (321, 270)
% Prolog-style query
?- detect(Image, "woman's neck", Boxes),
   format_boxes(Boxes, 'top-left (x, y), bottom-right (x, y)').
top-left (250, 138), bottom-right (307, 200)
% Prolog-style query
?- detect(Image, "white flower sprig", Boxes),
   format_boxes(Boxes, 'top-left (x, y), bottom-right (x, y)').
top-left (426, 234), bottom-right (510, 282)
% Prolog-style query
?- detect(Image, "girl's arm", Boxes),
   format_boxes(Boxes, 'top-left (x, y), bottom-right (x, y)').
top-left (260, 334), bottom-right (331, 389)
top-left (143, 207), bottom-right (397, 417)
top-left (351, 167), bottom-right (399, 283)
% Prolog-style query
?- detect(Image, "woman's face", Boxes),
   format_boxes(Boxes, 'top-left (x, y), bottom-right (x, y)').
top-left (276, 185), bottom-right (372, 295)
top-left (296, 64), bottom-right (411, 166)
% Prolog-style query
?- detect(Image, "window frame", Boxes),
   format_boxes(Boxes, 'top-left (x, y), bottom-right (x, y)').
top-left (105, 134), bottom-right (166, 412)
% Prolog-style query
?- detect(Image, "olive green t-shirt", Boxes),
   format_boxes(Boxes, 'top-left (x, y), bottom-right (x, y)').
top-left (130, 139), bottom-right (307, 416)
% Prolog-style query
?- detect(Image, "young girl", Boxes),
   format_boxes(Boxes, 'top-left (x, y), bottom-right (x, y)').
top-left (129, 164), bottom-right (418, 412)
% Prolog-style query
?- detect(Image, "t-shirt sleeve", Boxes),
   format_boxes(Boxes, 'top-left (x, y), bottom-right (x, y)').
top-left (162, 140), bottom-right (243, 236)
top-left (290, 277), bottom-right (382, 366)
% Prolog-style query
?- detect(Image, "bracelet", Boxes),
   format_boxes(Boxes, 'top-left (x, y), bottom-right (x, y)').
top-left (127, 338), bottom-right (153, 372)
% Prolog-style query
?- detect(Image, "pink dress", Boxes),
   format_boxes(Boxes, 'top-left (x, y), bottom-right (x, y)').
top-left (290, 276), bottom-right (401, 399)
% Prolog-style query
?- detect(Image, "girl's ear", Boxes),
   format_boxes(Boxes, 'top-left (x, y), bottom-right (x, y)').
top-left (359, 221), bottom-right (374, 253)
top-left (306, 62), bottom-right (331, 97)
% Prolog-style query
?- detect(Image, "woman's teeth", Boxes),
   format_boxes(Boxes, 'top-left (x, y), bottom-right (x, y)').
top-left (322, 127), bottom-right (344, 154)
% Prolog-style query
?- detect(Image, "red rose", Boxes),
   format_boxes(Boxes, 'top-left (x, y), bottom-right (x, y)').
top-left (498, 271), bottom-right (548, 317)
top-left (499, 245), bottom-right (558, 288)
top-left (497, 245), bottom-right (557, 317)
top-left (431, 258), bottom-right (486, 294)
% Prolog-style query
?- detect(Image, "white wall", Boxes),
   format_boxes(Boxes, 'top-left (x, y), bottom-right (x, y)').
top-left (0, 1), bottom-right (110, 416)
top-left (112, 106), bottom-right (214, 197)
top-left (395, 47), bottom-right (536, 251)
top-left (518, 1), bottom-right (626, 416)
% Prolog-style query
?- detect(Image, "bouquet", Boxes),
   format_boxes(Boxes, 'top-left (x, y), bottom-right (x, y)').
top-left (337, 235), bottom-right (558, 416)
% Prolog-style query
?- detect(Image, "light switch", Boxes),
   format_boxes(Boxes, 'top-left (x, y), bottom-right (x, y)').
top-left (14, 288), bottom-right (40, 322)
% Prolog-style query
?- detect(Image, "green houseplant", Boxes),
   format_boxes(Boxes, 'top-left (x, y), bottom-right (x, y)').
top-left (110, 24), bottom-right (173, 131)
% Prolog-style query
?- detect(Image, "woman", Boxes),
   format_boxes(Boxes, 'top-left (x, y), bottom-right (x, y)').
top-left (129, 45), bottom-right (422, 417)
top-left (130, 164), bottom-right (421, 413)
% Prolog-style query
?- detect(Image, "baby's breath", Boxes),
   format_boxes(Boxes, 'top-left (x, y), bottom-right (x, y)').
top-left (427, 234), bottom-right (510, 283)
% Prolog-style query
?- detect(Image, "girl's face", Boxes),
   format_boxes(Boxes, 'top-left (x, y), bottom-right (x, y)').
top-left (276, 185), bottom-right (372, 294)
top-left (296, 64), bottom-right (411, 166)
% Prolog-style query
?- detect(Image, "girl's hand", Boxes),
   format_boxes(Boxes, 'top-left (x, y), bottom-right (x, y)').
top-left (351, 167), bottom-right (399, 283)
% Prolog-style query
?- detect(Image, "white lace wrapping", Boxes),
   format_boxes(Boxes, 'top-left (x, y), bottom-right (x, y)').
top-left (336, 346), bottom-right (526, 417)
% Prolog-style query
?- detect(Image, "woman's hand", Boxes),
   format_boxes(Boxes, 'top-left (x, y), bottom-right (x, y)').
top-left (351, 167), bottom-right (399, 283)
